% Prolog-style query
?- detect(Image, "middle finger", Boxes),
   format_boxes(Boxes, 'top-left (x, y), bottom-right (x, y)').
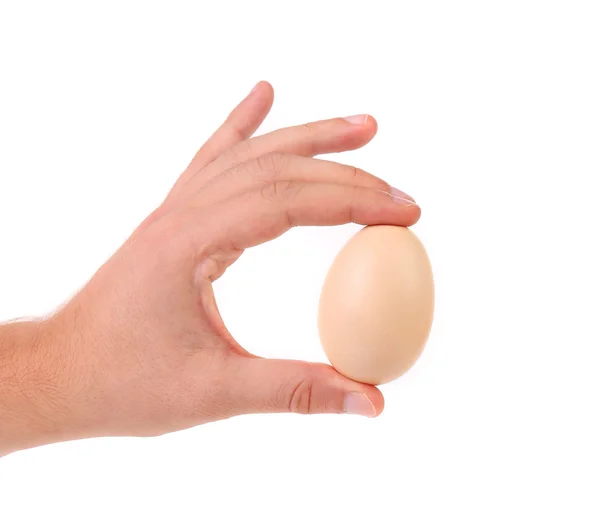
top-left (191, 114), bottom-right (378, 189)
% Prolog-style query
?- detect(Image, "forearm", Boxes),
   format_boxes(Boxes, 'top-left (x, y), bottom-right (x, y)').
top-left (0, 318), bottom-right (74, 456)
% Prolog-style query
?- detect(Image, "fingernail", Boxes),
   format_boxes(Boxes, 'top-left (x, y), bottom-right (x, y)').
top-left (344, 392), bottom-right (376, 417)
top-left (343, 114), bottom-right (368, 125)
top-left (389, 186), bottom-right (417, 205)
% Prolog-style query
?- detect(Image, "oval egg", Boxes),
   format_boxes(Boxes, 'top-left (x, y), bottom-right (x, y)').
top-left (318, 225), bottom-right (434, 385)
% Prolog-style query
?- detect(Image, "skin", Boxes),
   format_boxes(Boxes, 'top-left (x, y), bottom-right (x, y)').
top-left (0, 82), bottom-right (420, 457)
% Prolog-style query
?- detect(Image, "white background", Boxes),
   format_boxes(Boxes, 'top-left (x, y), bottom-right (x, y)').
top-left (1, 1), bottom-right (599, 514)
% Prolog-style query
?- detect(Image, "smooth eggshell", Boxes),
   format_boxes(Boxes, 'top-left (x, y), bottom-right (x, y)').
top-left (318, 225), bottom-right (434, 385)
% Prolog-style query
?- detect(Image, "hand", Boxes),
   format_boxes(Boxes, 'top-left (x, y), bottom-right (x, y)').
top-left (9, 82), bottom-right (420, 449)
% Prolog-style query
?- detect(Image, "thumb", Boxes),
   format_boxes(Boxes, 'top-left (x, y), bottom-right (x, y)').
top-left (228, 356), bottom-right (384, 417)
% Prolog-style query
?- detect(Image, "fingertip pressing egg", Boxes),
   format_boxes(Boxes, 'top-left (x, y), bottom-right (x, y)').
top-left (318, 225), bottom-right (434, 385)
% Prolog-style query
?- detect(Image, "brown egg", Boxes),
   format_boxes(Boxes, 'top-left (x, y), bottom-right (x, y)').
top-left (318, 225), bottom-right (434, 385)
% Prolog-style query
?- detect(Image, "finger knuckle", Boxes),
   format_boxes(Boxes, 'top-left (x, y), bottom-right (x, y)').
top-left (345, 185), bottom-right (363, 222)
top-left (223, 138), bottom-right (254, 163)
top-left (288, 377), bottom-right (314, 415)
top-left (259, 182), bottom-right (279, 202)
top-left (341, 164), bottom-right (387, 190)
top-left (346, 164), bottom-right (360, 182)
top-left (256, 152), bottom-right (291, 179)
top-left (259, 180), bottom-right (301, 203)
top-left (279, 179), bottom-right (300, 198)
top-left (301, 122), bottom-right (314, 134)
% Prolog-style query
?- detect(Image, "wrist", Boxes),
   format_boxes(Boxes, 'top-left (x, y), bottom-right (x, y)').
top-left (0, 316), bottom-right (82, 455)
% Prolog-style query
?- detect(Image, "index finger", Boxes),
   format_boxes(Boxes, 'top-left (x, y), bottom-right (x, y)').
top-left (204, 182), bottom-right (420, 251)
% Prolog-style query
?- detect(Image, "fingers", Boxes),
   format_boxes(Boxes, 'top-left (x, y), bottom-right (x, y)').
top-left (196, 114), bottom-right (378, 187)
top-left (204, 182), bottom-right (420, 250)
top-left (167, 81), bottom-right (274, 199)
top-left (196, 153), bottom-right (393, 204)
top-left (225, 356), bottom-right (384, 417)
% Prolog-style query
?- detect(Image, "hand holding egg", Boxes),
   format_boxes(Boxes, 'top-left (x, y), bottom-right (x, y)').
top-left (2, 82), bottom-right (429, 460)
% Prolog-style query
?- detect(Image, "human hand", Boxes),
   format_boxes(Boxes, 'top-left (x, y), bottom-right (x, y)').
top-left (12, 82), bottom-right (420, 449)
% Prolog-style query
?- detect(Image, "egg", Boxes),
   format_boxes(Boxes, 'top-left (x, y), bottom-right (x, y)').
top-left (318, 225), bottom-right (434, 385)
